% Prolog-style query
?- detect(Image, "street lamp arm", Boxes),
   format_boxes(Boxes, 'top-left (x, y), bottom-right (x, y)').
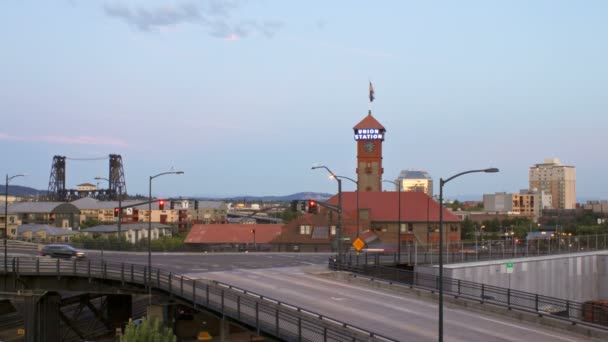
top-left (151, 171), bottom-right (184, 180)
top-left (335, 175), bottom-right (357, 185)
top-left (311, 165), bottom-right (339, 183)
top-left (8, 174), bottom-right (25, 182)
top-left (441, 168), bottom-right (499, 186)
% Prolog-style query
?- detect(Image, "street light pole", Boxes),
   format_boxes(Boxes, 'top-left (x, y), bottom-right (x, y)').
top-left (95, 177), bottom-right (122, 236)
top-left (5, 174), bottom-right (25, 271)
top-left (438, 168), bottom-right (498, 342)
top-left (334, 175), bottom-right (358, 238)
top-left (312, 166), bottom-right (343, 260)
top-left (148, 171), bottom-right (184, 296)
top-left (383, 180), bottom-right (401, 263)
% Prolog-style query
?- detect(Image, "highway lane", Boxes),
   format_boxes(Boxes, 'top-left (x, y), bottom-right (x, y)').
top-left (8, 249), bottom-right (331, 273)
top-left (194, 266), bottom-right (594, 342)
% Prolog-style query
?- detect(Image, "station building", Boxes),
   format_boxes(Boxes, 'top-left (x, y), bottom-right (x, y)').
top-left (271, 110), bottom-right (461, 252)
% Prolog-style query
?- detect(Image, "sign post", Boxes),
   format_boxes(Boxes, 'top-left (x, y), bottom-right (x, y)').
top-left (506, 262), bottom-right (514, 274)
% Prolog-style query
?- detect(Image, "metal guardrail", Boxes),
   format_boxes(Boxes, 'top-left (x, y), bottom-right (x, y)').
top-left (329, 258), bottom-right (608, 330)
top-left (4, 240), bottom-right (39, 251)
top-left (0, 258), bottom-right (397, 342)
top-left (348, 232), bottom-right (608, 266)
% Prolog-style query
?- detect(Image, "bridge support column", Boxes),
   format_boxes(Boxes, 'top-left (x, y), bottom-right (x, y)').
top-left (147, 303), bottom-right (177, 328)
top-left (220, 315), bottom-right (230, 342)
top-left (21, 292), bottom-right (60, 342)
top-left (107, 294), bottom-right (132, 334)
top-left (147, 304), bottom-right (166, 323)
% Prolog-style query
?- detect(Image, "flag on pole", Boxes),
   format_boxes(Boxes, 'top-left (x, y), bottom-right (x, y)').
top-left (369, 81), bottom-right (375, 102)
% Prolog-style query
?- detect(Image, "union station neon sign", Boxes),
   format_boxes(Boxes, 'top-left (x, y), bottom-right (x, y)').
top-left (354, 128), bottom-right (384, 140)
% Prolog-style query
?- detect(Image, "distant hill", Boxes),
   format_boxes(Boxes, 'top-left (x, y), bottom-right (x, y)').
top-left (0, 185), bottom-right (48, 197)
top-left (194, 192), bottom-right (333, 202)
top-left (0, 187), bottom-right (333, 203)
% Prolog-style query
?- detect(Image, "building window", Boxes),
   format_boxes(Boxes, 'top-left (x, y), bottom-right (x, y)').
top-left (330, 226), bottom-right (336, 235)
top-left (408, 223), bottom-right (414, 232)
top-left (299, 225), bottom-right (311, 235)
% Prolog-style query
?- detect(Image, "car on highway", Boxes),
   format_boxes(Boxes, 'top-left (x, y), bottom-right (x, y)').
top-left (40, 244), bottom-right (86, 259)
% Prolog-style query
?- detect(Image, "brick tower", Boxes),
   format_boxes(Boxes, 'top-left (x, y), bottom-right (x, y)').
top-left (353, 111), bottom-right (386, 192)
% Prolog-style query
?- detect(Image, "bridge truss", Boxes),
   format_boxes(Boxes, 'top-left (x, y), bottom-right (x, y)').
top-left (47, 154), bottom-right (127, 201)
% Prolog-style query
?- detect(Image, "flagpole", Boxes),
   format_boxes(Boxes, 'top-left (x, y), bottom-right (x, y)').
top-left (368, 81), bottom-right (374, 114)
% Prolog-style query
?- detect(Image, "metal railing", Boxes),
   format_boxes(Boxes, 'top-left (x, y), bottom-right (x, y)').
top-left (329, 258), bottom-right (608, 329)
top-left (351, 232), bottom-right (608, 266)
top-left (1, 257), bottom-right (397, 342)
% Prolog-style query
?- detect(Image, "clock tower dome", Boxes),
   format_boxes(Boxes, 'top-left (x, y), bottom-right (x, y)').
top-left (353, 111), bottom-right (386, 192)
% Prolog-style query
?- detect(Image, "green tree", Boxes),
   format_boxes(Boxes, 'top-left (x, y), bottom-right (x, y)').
top-left (449, 200), bottom-right (461, 211)
top-left (461, 217), bottom-right (475, 240)
top-left (278, 208), bottom-right (302, 223)
top-left (121, 318), bottom-right (176, 342)
top-left (80, 218), bottom-right (103, 229)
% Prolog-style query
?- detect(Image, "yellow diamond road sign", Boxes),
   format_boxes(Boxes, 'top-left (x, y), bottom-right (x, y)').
top-left (352, 238), bottom-right (365, 252)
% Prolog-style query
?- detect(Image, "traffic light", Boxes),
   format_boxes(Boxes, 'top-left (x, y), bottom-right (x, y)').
top-left (114, 208), bottom-right (119, 217)
top-left (308, 200), bottom-right (318, 214)
top-left (250, 229), bottom-right (256, 234)
top-left (159, 200), bottom-right (165, 210)
top-left (290, 200), bottom-right (298, 212)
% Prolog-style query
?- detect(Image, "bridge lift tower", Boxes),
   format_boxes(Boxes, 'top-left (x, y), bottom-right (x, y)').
top-left (47, 154), bottom-right (127, 201)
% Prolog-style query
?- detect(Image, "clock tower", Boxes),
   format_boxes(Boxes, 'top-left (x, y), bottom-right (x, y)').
top-left (353, 110), bottom-right (386, 192)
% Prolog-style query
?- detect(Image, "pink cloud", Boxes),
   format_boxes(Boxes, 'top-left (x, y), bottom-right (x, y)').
top-left (0, 133), bottom-right (128, 147)
top-left (224, 33), bottom-right (240, 41)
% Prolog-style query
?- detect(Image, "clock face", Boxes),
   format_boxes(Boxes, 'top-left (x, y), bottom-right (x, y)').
top-left (363, 141), bottom-right (376, 152)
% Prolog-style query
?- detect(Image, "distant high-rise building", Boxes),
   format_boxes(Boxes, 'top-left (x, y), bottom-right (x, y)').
top-left (529, 158), bottom-right (576, 209)
top-left (395, 169), bottom-right (433, 196)
top-left (483, 191), bottom-right (537, 219)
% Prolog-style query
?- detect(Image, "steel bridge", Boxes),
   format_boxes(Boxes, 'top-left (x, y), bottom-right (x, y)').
top-left (0, 258), bottom-right (394, 342)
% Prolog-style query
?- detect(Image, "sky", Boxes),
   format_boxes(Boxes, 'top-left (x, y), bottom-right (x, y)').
top-left (1, 0), bottom-right (607, 200)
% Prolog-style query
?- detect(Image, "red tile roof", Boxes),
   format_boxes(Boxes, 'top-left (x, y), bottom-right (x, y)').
top-left (185, 224), bottom-right (283, 244)
top-left (326, 191), bottom-right (461, 223)
top-left (353, 112), bottom-right (385, 130)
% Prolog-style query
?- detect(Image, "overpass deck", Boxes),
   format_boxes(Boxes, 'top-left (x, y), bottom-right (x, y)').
top-left (0, 257), bottom-right (393, 342)
top-left (190, 266), bottom-right (604, 342)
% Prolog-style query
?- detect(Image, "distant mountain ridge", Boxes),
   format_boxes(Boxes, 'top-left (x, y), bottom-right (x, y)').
top-left (193, 192), bottom-right (333, 202)
top-left (1, 186), bottom-right (598, 204)
top-left (1, 186), bottom-right (331, 202)
top-left (1, 185), bottom-right (47, 196)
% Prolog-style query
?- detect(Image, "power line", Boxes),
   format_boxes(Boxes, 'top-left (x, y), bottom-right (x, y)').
top-left (65, 156), bottom-right (109, 161)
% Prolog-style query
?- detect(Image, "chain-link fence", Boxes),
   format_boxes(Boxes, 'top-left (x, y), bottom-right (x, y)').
top-left (347, 233), bottom-right (608, 266)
